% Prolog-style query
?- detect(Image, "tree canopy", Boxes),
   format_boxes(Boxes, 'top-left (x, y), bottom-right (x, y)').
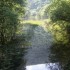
top-left (47, 0), bottom-right (70, 22)
top-left (0, 0), bottom-right (26, 70)
top-left (45, 0), bottom-right (70, 69)
top-left (0, 0), bottom-right (26, 45)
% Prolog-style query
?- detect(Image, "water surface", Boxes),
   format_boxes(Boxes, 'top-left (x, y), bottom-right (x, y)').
top-left (26, 63), bottom-right (60, 70)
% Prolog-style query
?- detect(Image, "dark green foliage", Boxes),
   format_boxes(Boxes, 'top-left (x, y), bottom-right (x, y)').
top-left (64, 60), bottom-right (70, 70)
top-left (46, 0), bottom-right (70, 70)
top-left (0, 38), bottom-right (26, 70)
top-left (0, 0), bottom-right (26, 70)
top-left (50, 1), bottom-right (70, 22)
top-left (0, 0), bottom-right (26, 45)
top-left (0, 6), bottom-right (18, 45)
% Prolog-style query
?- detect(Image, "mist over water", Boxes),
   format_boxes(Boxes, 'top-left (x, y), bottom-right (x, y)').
top-left (24, 25), bottom-right (54, 65)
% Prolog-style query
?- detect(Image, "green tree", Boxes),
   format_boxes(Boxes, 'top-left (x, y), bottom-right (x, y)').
top-left (46, 0), bottom-right (70, 69)
top-left (0, 0), bottom-right (26, 70)
top-left (0, 0), bottom-right (26, 46)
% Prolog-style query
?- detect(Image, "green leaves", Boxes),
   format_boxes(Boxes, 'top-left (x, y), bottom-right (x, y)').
top-left (0, 0), bottom-right (26, 70)
top-left (47, 0), bottom-right (70, 69)
top-left (47, 0), bottom-right (70, 22)
top-left (0, 0), bottom-right (26, 45)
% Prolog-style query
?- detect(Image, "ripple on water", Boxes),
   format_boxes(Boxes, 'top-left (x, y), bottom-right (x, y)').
top-left (26, 63), bottom-right (61, 70)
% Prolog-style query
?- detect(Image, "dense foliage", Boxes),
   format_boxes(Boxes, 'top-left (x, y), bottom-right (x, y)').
top-left (0, 0), bottom-right (26, 70)
top-left (46, 0), bottom-right (70, 69)
top-left (0, 0), bottom-right (26, 45)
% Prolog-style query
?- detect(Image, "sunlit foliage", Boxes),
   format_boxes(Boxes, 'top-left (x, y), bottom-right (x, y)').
top-left (46, 0), bottom-right (70, 69)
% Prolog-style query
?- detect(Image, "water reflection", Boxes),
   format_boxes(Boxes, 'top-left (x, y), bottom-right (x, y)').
top-left (26, 63), bottom-right (60, 70)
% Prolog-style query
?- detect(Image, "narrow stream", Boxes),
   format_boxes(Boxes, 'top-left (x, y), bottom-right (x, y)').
top-left (18, 24), bottom-right (62, 70)
top-left (24, 25), bottom-right (53, 65)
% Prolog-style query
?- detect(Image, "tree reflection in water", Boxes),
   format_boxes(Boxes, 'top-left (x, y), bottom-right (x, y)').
top-left (26, 63), bottom-right (61, 70)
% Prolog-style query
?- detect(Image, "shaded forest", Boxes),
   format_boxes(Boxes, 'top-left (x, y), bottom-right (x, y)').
top-left (0, 0), bottom-right (26, 70)
top-left (0, 0), bottom-right (70, 70)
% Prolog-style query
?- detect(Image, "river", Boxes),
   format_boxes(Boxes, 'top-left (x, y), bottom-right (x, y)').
top-left (17, 23), bottom-right (62, 70)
